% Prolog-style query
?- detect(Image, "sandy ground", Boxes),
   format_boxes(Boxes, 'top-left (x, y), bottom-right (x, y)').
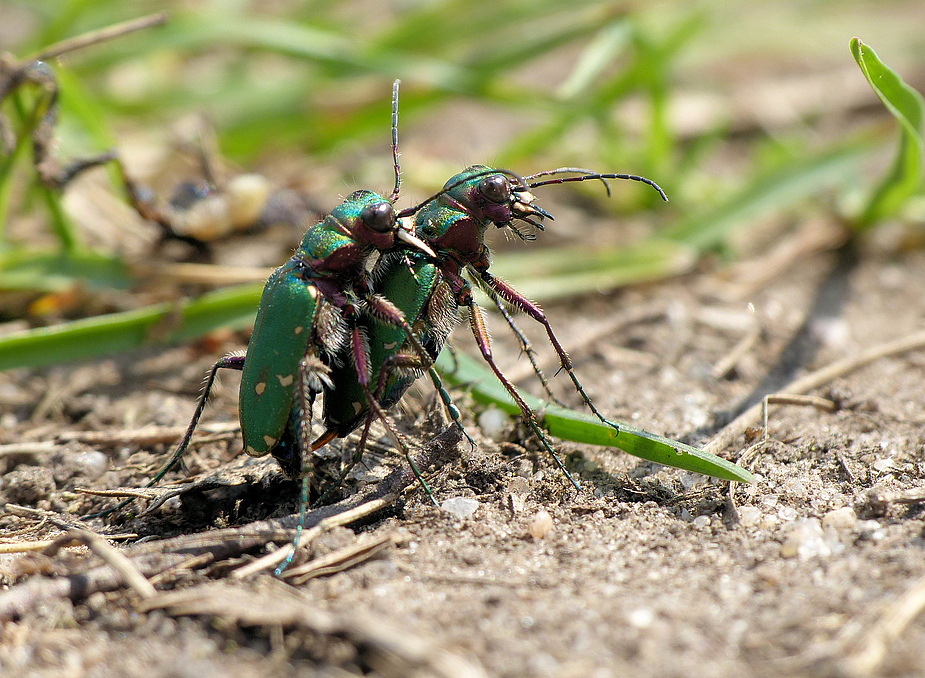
top-left (1, 227), bottom-right (924, 678)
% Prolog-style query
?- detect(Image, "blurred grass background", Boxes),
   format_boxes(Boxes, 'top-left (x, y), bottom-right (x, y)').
top-left (0, 0), bottom-right (923, 365)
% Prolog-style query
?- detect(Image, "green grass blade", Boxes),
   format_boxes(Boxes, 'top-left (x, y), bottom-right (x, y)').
top-left (0, 249), bottom-right (131, 291)
top-left (437, 349), bottom-right (754, 484)
top-left (0, 283), bottom-right (262, 371)
top-left (850, 37), bottom-right (925, 228)
top-left (557, 19), bottom-right (631, 100)
top-left (489, 238), bottom-right (696, 301)
top-left (665, 142), bottom-right (873, 252)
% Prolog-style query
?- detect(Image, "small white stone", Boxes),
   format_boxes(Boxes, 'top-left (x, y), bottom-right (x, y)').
top-left (529, 510), bottom-right (554, 539)
top-left (872, 457), bottom-right (893, 472)
top-left (441, 497), bottom-right (479, 519)
top-left (679, 471), bottom-right (705, 490)
top-left (737, 505), bottom-right (762, 527)
top-left (822, 506), bottom-right (857, 531)
top-left (781, 518), bottom-right (830, 560)
top-left (692, 515), bottom-right (711, 529)
top-left (777, 506), bottom-right (798, 522)
top-left (810, 317), bottom-right (850, 350)
top-left (627, 607), bottom-right (655, 628)
top-left (74, 450), bottom-right (110, 480)
top-left (477, 407), bottom-right (510, 441)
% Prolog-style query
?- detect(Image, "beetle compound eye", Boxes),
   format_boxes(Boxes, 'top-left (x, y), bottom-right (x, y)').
top-left (361, 201), bottom-right (396, 233)
top-left (478, 175), bottom-right (511, 204)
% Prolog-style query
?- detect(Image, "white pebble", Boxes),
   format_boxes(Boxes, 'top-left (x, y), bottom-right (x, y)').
top-left (627, 607), bottom-right (655, 628)
top-left (872, 457), bottom-right (893, 472)
top-left (822, 506), bottom-right (857, 531)
top-left (74, 450), bottom-right (110, 480)
top-left (781, 518), bottom-right (830, 559)
top-left (777, 506), bottom-right (798, 522)
top-left (477, 407), bottom-right (510, 441)
top-left (692, 515), bottom-right (711, 529)
top-left (441, 497), bottom-right (479, 520)
top-left (529, 510), bottom-right (554, 539)
top-left (737, 505), bottom-right (762, 527)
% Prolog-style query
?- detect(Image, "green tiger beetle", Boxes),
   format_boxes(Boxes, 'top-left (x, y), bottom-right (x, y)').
top-left (86, 81), bottom-right (443, 524)
top-left (317, 165), bottom-right (668, 496)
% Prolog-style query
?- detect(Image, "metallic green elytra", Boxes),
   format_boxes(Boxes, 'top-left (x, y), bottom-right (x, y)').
top-left (240, 260), bottom-right (329, 457)
top-left (240, 188), bottom-right (412, 462)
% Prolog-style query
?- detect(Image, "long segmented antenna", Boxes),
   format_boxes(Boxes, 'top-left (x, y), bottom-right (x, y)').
top-left (388, 79), bottom-right (401, 202)
top-left (528, 172), bottom-right (668, 202)
top-left (523, 167), bottom-right (613, 197)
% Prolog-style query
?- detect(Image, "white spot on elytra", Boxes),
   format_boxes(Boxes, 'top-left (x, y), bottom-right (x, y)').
top-left (254, 382), bottom-right (266, 395)
top-left (352, 401), bottom-right (362, 415)
top-left (277, 374), bottom-right (294, 387)
top-left (293, 326), bottom-right (304, 335)
top-left (383, 341), bottom-right (398, 350)
top-left (263, 435), bottom-right (276, 447)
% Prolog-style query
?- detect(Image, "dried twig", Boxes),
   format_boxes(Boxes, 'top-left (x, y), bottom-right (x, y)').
top-left (139, 582), bottom-right (486, 678)
top-left (26, 14), bottom-right (168, 63)
top-left (705, 328), bottom-right (925, 456)
top-left (43, 529), bottom-right (157, 600)
top-left (232, 494), bottom-right (398, 579)
top-left (57, 421), bottom-right (238, 447)
top-left (0, 441), bottom-right (59, 457)
top-left (282, 532), bottom-right (400, 584)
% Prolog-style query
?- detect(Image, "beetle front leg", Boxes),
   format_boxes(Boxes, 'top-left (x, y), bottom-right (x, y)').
top-left (478, 269), bottom-right (620, 434)
top-left (457, 286), bottom-right (579, 492)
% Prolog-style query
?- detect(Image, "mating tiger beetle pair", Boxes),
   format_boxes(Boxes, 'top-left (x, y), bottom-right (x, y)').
top-left (92, 82), bottom-right (668, 567)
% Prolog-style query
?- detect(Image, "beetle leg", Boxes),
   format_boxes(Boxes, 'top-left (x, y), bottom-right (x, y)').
top-left (457, 286), bottom-right (580, 492)
top-left (478, 269), bottom-right (620, 435)
top-left (347, 321), bottom-right (438, 506)
top-left (83, 352), bottom-right (246, 519)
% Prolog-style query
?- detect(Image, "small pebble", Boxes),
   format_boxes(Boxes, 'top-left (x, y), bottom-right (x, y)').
top-left (529, 510), bottom-right (554, 539)
top-left (692, 515), bottom-right (711, 529)
top-left (777, 506), bottom-right (797, 522)
top-left (872, 457), bottom-right (893, 472)
top-left (441, 497), bottom-right (479, 520)
top-left (781, 518), bottom-right (830, 559)
top-left (477, 407), bottom-right (510, 441)
top-left (822, 506), bottom-right (857, 531)
top-left (737, 505), bottom-right (762, 527)
top-left (627, 607), bottom-right (655, 628)
top-left (74, 450), bottom-right (110, 480)
top-left (678, 471), bottom-right (705, 490)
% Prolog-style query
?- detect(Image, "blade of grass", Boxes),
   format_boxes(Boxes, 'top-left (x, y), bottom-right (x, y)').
top-left (0, 283), bottom-right (262, 371)
top-left (850, 37), bottom-right (924, 229)
top-left (665, 141), bottom-right (874, 251)
top-left (489, 238), bottom-right (696, 301)
top-left (437, 349), bottom-right (753, 484)
top-left (0, 249), bottom-right (131, 291)
top-left (9, 91), bottom-right (79, 252)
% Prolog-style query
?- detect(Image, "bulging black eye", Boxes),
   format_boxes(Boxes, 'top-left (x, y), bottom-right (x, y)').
top-left (361, 201), bottom-right (396, 233)
top-left (478, 175), bottom-right (511, 204)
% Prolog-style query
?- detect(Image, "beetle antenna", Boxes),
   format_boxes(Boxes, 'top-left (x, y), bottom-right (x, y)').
top-left (388, 79), bottom-right (401, 203)
top-left (523, 167), bottom-right (613, 197)
top-left (528, 172), bottom-right (668, 202)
